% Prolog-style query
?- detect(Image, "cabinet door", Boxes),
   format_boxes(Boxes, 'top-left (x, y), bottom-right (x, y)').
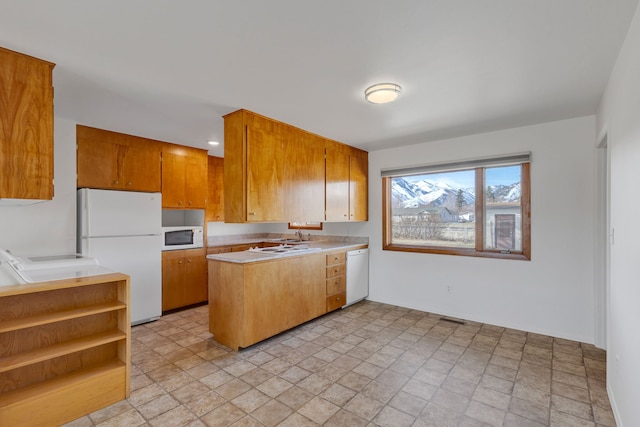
top-left (161, 252), bottom-right (186, 311)
top-left (184, 153), bottom-right (208, 208)
top-left (349, 155), bottom-right (368, 221)
top-left (243, 254), bottom-right (325, 346)
top-left (162, 152), bottom-right (187, 208)
top-left (0, 47), bottom-right (54, 200)
top-left (184, 253), bottom-right (208, 305)
top-left (325, 147), bottom-right (350, 221)
top-left (246, 126), bottom-right (285, 221)
top-left (285, 130), bottom-right (325, 222)
top-left (121, 144), bottom-right (162, 192)
top-left (77, 139), bottom-right (122, 189)
top-left (77, 126), bottom-right (162, 192)
top-left (206, 156), bottom-right (224, 221)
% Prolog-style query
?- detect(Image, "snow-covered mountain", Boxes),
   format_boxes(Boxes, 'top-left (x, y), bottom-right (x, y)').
top-left (392, 177), bottom-right (520, 209)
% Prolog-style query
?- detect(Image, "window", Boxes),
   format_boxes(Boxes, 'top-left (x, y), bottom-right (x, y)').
top-left (382, 154), bottom-right (530, 260)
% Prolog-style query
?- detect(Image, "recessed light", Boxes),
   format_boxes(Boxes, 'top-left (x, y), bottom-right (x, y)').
top-left (208, 141), bottom-right (220, 146)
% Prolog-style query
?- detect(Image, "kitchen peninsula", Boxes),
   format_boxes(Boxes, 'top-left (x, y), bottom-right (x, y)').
top-left (206, 235), bottom-right (368, 350)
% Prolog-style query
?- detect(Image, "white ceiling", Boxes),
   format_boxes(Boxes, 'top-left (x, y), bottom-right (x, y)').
top-left (1, 1), bottom-right (638, 156)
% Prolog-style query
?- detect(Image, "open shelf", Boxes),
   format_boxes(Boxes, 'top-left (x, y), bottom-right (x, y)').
top-left (0, 360), bottom-right (126, 426)
top-left (0, 301), bottom-right (127, 333)
top-left (0, 330), bottom-right (126, 373)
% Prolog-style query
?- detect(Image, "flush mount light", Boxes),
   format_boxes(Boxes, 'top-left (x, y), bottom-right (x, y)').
top-left (364, 83), bottom-right (402, 104)
top-left (208, 140), bottom-right (219, 146)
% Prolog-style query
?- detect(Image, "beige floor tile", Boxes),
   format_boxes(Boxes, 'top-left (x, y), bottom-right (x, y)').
top-left (230, 389), bottom-right (271, 413)
top-left (70, 301), bottom-right (617, 427)
top-left (200, 402), bottom-right (246, 427)
top-left (276, 385), bottom-right (315, 410)
top-left (551, 394), bottom-right (594, 421)
top-left (324, 408), bottom-right (368, 427)
top-left (373, 405), bottom-right (416, 427)
top-left (137, 393), bottom-right (179, 419)
top-left (256, 376), bottom-right (294, 398)
top-left (149, 405), bottom-right (198, 427)
top-left (465, 400), bottom-right (506, 427)
top-left (388, 390), bottom-right (428, 416)
top-left (417, 402), bottom-right (462, 427)
top-left (298, 396), bottom-right (340, 424)
top-left (319, 383), bottom-right (357, 406)
top-left (183, 390), bottom-right (227, 417)
top-left (343, 393), bottom-right (385, 421)
top-left (509, 396), bottom-right (550, 425)
top-left (250, 399), bottom-right (292, 426)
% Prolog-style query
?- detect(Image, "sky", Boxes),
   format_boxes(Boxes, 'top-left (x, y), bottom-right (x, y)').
top-left (406, 165), bottom-right (520, 189)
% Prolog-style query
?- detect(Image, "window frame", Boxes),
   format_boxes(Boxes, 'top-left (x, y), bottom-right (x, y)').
top-left (382, 162), bottom-right (531, 260)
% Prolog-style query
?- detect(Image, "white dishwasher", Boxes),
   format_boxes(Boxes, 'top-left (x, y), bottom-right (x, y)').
top-left (345, 248), bottom-right (369, 306)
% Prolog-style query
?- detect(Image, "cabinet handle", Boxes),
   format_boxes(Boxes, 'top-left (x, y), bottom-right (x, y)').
top-left (178, 201), bottom-right (183, 205)
top-left (187, 259), bottom-right (192, 263)
top-left (335, 280), bottom-right (340, 285)
top-left (113, 180), bottom-right (119, 185)
top-left (127, 181), bottom-right (132, 186)
top-left (335, 296), bottom-right (340, 301)
top-left (178, 260), bottom-right (183, 264)
top-left (188, 201), bottom-right (192, 206)
top-left (249, 212), bottom-right (256, 216)
top-left (333, 256), bottom-right (339, 261)
top-left (334, 268), bottom-right (339, 273)
top-left (343, 214), bottom-right (348, 217)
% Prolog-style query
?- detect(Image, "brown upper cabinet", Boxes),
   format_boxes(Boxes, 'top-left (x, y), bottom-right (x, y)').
top-left (76, 125), bottom-right (162, 192)
top-left (285, 129), bottom-right (325, 222)
top-left (325, 141), bottom-right (368, 221)
top-left (224, 110), bottom-right (288, 222)
top-left (161, 143), bottom-right (208, 209)
top-left (0, 47), bottom-right (55, 200)
top-left (206, 156), bottom-right (224, 222)
top-left (223, 109), bottom-right (358, 223)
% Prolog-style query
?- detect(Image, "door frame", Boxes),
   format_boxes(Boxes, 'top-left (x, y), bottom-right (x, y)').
top-left (594, 134), bottom-right (610, 349)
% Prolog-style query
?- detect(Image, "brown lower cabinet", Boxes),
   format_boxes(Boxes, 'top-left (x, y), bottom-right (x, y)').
top-left (208, 253), bottom-right (326, 350)
top-left (162, 248), bottom-right (207, 311)
top-left (325, 250), bottom-right (347, 312)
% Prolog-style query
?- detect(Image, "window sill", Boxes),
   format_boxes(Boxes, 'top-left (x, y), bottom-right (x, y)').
top-left (383, 243), bottom-right (530, 261)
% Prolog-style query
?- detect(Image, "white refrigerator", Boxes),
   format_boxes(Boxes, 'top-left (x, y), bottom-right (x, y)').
top-left (77, 188), bottom-right (162, 325)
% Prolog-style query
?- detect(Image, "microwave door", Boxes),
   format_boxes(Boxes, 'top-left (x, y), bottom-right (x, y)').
top-left (165, 229), bottom-right (194, 246)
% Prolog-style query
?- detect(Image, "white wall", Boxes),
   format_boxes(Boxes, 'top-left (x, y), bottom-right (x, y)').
top-left (0, 118), bottom-right (77, 255)
top-left (364, 116), bottom-right (597, 343)
top-left (597, 2), bottom-right (640, 426)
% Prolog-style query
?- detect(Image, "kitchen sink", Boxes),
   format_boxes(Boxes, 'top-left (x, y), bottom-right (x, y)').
top-left (248, 244), bottom-right (321, 256)
top-left (269, 238), bottom-right (306, 244)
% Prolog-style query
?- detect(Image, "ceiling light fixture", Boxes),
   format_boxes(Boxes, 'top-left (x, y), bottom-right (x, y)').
top-left (208, 141), bottom-right (219, 146)
top-left (364, 83), bottom-right (402, 104)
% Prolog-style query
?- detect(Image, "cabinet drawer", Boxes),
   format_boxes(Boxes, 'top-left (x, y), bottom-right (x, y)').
top-left (326, 292), bottom-right (346, 312)
top-left (326, 252), bottom-right (346, 265)
top-left (326, 276), bottom-right (346, 295)
top-left (326, 264), bottom-right (345, 278)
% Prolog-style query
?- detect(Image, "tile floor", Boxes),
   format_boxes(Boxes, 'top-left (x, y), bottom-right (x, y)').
top-left (64, 301), bottom-right (616, 427)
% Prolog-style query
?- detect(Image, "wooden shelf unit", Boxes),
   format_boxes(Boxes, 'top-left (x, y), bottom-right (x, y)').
top-left (0, 273), bottom-right (131, 427)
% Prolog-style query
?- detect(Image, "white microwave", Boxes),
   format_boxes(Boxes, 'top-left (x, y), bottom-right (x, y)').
top-left (161, 226), bottom-right (204, 251)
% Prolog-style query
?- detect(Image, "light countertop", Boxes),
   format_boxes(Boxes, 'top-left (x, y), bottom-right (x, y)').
top-left (206, 234), bottom-right (368, 264)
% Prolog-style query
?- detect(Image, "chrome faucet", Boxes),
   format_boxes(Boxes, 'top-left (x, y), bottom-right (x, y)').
top-left (296, 229), bottom-right (304, 241)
